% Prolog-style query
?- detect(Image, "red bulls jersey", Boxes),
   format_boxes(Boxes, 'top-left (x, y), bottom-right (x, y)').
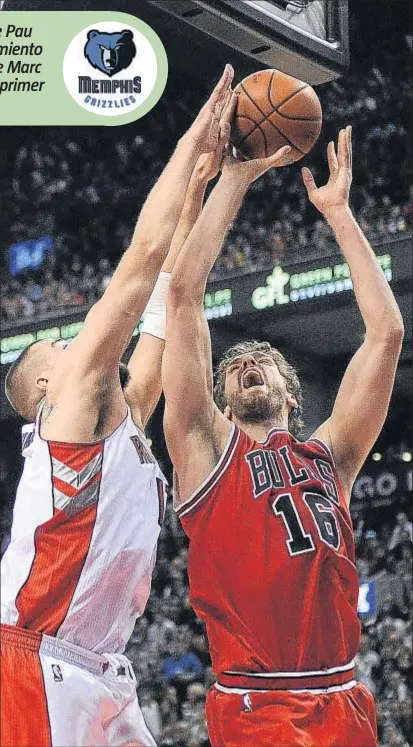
top-left (176, 424), bottom-right (360, 692)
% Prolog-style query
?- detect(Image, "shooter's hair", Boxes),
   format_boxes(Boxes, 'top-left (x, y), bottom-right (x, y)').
top-left (213, 340), bottom-right (304, 438)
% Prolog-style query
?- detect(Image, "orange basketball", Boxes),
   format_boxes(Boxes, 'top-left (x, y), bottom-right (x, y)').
top-left (230, 69), bottom-right (322, 163)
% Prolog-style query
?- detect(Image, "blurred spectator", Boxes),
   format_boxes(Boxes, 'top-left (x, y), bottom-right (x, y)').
top-left (355, 633), bottom-right (380, 693)
top-left (161, 640), bottom-right (203, 691)
top-left (139, 688), bottom-right (162, 742)
top-left (388, 512), bottom-right (413, 551)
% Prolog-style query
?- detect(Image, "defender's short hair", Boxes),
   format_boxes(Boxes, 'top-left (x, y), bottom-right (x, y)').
top-left (5, 340), bottom-right (43, 420)
top-left (213, 340), bottom-right (304, 438)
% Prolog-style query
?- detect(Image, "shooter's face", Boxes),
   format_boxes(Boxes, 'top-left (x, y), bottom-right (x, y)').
top-left (224, 351), bottom-right (290, 424)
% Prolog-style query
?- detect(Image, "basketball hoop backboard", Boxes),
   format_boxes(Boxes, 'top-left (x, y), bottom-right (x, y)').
top-left (146, 0), bottom-right (349, 84)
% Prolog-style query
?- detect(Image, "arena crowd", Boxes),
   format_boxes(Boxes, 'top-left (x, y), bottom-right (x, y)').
top-left (2, 32), bottom-right (412, 323)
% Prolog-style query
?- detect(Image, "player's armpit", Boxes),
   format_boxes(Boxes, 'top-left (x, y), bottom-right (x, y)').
top-left (124, 333), bottom-right (164, 430)
top-left (165, 406), bottom-right (230, 506)
top-left (313, 331), bottom-right (403, 499)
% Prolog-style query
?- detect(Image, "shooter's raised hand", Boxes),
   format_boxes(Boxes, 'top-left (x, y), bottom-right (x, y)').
top-left (184, 64), bottom-right (234, 155)
top-left (221, 143), bottom-right (293, 184)
top-left (302, 126), bottom-right (353, 217)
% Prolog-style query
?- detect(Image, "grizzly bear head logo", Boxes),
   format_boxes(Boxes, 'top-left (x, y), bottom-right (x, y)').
top-left (84, 29), bottom-right (136, 77)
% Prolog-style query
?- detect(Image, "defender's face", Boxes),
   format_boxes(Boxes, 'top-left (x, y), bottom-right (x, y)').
top-left (224, 351), bottom-right (289, 423)
top-left (42, 338), bottom-right (70, 370)
top-left (50, 338), bottom-right (69, 356)
top-left (32, 338), bottom-right (69, 369)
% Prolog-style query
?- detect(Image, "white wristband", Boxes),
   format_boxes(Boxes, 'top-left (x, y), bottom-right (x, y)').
top-left (141, 271), bottom-right (171, 340)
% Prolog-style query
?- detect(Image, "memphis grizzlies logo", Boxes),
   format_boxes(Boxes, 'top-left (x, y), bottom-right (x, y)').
top-left (63, 20), bottom-right (167, 118)
top-left (84, 29), bottom-right (136, 77)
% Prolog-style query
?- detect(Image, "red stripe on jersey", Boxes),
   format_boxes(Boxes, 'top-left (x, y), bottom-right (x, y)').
top-left (1, 625), bottom-right (52, 746)
top-left (16, 503), bottom-right (98, 634)
top-left (49, 441), bottom-right (103, 514)
top-left (52, 470), bottom-right (102, 500)
top-left (49, 441), bottom-right (103, 472)
top-left (52, 475), bottom-right (78, 498)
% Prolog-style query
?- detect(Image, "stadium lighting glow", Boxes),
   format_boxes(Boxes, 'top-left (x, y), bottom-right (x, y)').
top-left (402, 452), bottom-right (412, 463)
top-left (372, 453), bottom-right (382, 462)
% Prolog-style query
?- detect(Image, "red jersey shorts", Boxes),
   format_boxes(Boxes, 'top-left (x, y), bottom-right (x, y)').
top-left (206, 683), bottom-right (378, 747)
top-left (0, 624), bottom-right (156, 747)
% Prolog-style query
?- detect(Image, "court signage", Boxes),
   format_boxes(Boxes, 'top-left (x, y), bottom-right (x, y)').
top-left (1, 289), bottom-right (233, 365)
top-left (1, 241), bottom-right (406, 366)
top-left (251, 255), bottom-right (392, 310)
top-left (351, 462), bottom-right (412, 511)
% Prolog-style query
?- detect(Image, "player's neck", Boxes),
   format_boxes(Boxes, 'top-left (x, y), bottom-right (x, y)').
top-left (234, 416), bottom-right (289, 443)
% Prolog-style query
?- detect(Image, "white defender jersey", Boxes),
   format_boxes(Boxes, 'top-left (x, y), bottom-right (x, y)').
top-left (1, 404), bottom-right (167, 654)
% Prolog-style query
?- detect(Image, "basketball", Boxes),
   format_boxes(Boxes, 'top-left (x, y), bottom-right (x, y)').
top-left (231, 69), bottom-right (322, 163)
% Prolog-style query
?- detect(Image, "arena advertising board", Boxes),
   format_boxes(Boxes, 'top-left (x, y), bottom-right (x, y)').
top-left (351, 462), bottom-right (412, 512)
top-left (0, 12), bottom-right (168, 124)
top-left (0, 245), bottom-right (403, 366)
top-left (250, 254), bottom-right (392, 310)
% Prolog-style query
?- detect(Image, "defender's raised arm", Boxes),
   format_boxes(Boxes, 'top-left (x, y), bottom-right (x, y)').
top-left (60, 65), bottom-right (236, 376)
top-left (5, 66), bottom-right (234, 436)
top-left (124, 127), bottom-right (230, 428)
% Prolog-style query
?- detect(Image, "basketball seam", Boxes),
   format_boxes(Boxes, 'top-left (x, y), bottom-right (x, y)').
top-left (233, 114), bottom-right (262, 148)
top-left (268, 76), bottom-right (310, 114)
top-left (261, 123), bottom-right (269, 158)
top-left (236, 111), bottom-right (319, 152)
top-left (239, 81), bottom-right (307, 156)
top-left (276, 112), bottom-right (322, 122)
top-left (269, 75), bottom-right (321, 122)
top-left (235, 114), bottom-right (268, 151)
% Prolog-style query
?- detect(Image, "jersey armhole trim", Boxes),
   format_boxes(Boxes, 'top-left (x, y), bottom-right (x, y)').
top-left (308, 437), bottom-right (353, 513)
top-left (175, 423), bottom-right (239, 518)
top-left (307, 437), bottom-right (336, 467)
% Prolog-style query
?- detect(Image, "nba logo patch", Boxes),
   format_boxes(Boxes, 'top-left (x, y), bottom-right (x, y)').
top-left (51, 664), bottom-right (63, 682)
top-left (243, 694), bottom-right (252, 712)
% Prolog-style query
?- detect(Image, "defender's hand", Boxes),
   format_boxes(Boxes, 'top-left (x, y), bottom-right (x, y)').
top-left (184, 65), bottom-right (234, 155)
top-left (302, 126), bottom-right (352, 217)
top-left (221, 144), bottom-right (293, 184)
top-left (194, 90), bottom-right (237, 182)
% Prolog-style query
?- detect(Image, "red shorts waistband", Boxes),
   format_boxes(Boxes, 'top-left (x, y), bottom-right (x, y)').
top-left (0, 624), bottom-right (110, 676)
top-left (217, 664), bottom-right (356, 692)
top-left (1, 623), bottom-right (42, 652)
